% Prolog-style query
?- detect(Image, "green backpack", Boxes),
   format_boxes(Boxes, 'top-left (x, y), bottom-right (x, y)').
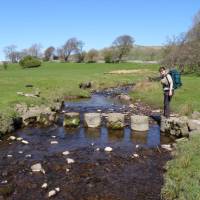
top-left (168, 69), bottom-right (182, 89)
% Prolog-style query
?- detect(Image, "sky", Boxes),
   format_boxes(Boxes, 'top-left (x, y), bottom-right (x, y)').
top-left (0, 0), bottom-right (200, 60)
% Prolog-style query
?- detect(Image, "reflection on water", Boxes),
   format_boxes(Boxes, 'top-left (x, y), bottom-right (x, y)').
top-left (10, 124), bottom-right (172, 156)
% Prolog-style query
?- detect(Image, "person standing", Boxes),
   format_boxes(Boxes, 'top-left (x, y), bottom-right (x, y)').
top-left (159, 67), bottom-right (174, 118)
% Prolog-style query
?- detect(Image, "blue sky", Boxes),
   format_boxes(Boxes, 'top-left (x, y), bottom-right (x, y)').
top-left (0, 0), bottom-right (200, 60)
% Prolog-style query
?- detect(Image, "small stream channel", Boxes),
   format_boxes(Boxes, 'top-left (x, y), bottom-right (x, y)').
top-left (0, 85), bottom-right (172, 200)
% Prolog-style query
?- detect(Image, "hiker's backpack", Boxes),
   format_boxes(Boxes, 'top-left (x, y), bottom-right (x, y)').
top-left (168, 69), bottom-right (182, 89)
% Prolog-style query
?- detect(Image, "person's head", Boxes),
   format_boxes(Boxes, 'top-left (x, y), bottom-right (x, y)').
top-left (159, 66), bottom-right (167, 76)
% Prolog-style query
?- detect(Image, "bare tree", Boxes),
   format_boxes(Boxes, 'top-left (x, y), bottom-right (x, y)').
top-left (28, 43), bottom-right (42, 58)
top-left (62, 38), bottom-right (81, 62)
top-left (112, 35), bottom-right (134, 62)
top-left (4, 45), bottom-right (18, 63)
top-left (44, 46), bottom-right (55, 61)
top-left (74, 40), bottom-right (86, 63)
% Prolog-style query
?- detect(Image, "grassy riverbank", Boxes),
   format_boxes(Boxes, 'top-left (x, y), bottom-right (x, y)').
top-left (0, 62), bottom-right (156, 116)
top-left (161, 135), bottom-right (200, 200)
top-left (1, 62), bottom-right (200, 117)
top-left (131, 74), bottom-right (200, 115)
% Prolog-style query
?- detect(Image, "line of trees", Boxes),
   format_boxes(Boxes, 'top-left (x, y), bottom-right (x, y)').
top-left (3, 35), bottom-right (135, 64)
top-left (161, 10), bottom-right (200, 73)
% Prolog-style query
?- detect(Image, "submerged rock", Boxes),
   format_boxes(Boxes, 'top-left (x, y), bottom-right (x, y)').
top-left (104, 147), bottom-right (113, 152)
top-left (31, 163), bottom-right (45, 174)
top-left (41, 183), bottom-right (48, 189)
top-left (62, 151), bottom-right (70, 156)
top-left (66, 158), bottom-right (75, 164)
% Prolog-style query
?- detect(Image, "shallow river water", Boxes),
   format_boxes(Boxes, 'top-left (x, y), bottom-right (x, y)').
top-left (0, 86), bottom-right (172, 200)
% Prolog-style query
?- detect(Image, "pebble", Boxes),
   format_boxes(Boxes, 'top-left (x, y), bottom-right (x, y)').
top-left (48, 188), bottom-right (60, 198)
top-left (18, 151), bottom-right (23, 154)
top-left (91, 143), bottom-right (94, 146)
top-left (48, 190), bottom-right (56, 198)
top-left (66, 168), bottom-right (70, 173)
top-left (21, 140), bottom-right (29, 144)
top-left (1, 180), bottom-right (8, 184)
top-left (62, 151), bottom-right (70, 156)
top-left (25, 154), bottom-right (32, 158)
top-left (66, 158), bottom-right (75, 164)
top-left (97, 109), bottom-right (101, 112)
top-left (7, 154), bottom-right (13, 158)
top-left (96, 148), bottom-right (100, 151)
top-left (51, 141), bottom-right (58, 144)
top-left (17, 137), bottom-right (23, 141)
top-left (161, 144), bottom-right (172, 151)
top-left (104, 147), bottom-right (113, 152)
top-left (8, 136), bottom-right (16, 141)
top-left (31, 163), bottom-right (45, 174)
top-left (132, 153), bottom-right (139, 158)
top-left (51, 136), bottom-right (56, 138)
top-left (41, 183), bottom-right (48, 189)
top-left (136, 144), bottom-right (140, 149)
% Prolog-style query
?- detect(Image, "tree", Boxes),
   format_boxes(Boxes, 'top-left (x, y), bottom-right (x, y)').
top-left (62, 38), bottom-right (82, 62)
top-left (102, 48), bottom-right (114, 63)
top-left (74, 40), bottom-right (86, 63)
top-left (28, 43), bottom-right (42, 58)
top-left (112, 35), bottom-right (134, 62)
top-left (85, 49), bottom-right (99, 63)
top-left (44, 46), bottom-right (55, 61)
top-left (4, 45), bottom-right (18, 63)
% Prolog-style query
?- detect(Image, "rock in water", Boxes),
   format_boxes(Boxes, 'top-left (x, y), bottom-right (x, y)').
top-left (31, 163), bottom-right (45, 174)
top-left (62, 151), bottom-right (70, 156)
top-left (84, 113), bottom-right (101, 128)
top-left (104, 147), bottom-right (113, 152)
top-left (107, 113), bottom-right (125, 129)
top-left (63, 112), bottom-right (80, 127)
top-left (131, 115), bottom-right (149, 132)
top-left (41, 183), bottom-right (48, 189)
top-left (66, 158), bottom-right (75, 164)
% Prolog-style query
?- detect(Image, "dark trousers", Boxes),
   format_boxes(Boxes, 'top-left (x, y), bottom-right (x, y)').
top-left (164, 91), bottom-right (172, 118)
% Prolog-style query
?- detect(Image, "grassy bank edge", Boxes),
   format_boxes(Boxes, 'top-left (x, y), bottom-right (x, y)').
top-left (161, 134), bottom-right (200, 200)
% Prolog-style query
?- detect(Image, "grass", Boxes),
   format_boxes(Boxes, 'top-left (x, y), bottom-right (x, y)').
top-left (161, 135), bottom-right (200, 200)
top-left (1, 62), bottom-right (200, 117)
top-left (131, 74), bottom-right (200, 115)
top-left (0, 62), bottom-right (156, 117)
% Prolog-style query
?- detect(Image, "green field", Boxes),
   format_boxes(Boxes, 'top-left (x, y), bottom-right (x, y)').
top-left (1, 62), bottom-right (200, 117)
top-left (0, 62), bottom-right (156, 116)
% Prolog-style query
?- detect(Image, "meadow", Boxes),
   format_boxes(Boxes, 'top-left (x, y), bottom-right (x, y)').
top-left (1, 62), bottom-right (200, 117)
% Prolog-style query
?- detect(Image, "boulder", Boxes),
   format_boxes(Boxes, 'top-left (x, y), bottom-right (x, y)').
top-left (188, 119), bottom-right (200, 131)
top-left (116, 94), bottom-right (131, 101)
top-left (160, 116), bottom-right (189, 137)
top-left (191, 111), bottom-right (200, 120)
top-left (63, 112), bottom-right (80, 127)
top-left (84, 113), bottom-right (101, 128)
top-left (131, 115), bottom-right (149, 132)
top-left (21, 106), bottom-right (56, 126)
top-left (107, 113), bottom-right (125, 129)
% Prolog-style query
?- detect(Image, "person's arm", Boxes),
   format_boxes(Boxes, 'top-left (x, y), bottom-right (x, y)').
top-left (167, 74), bottom-right (173, 96)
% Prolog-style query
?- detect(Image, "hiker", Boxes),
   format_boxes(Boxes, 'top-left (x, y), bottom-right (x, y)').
top-left (159, 66), bottom-right (173, 118)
